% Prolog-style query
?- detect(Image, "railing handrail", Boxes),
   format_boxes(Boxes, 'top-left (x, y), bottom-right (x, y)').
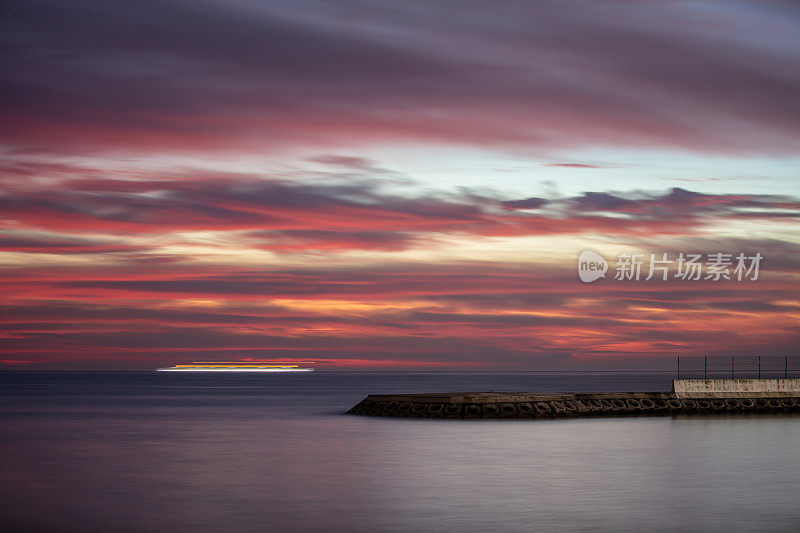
top-left (676, 355), bottom-right (798, 379)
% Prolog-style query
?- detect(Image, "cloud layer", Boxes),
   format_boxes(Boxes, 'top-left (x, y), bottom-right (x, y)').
top-left (2, 0), bottom-right (799, 153)
top-left (1, 1), bottom-right (798, 368)
top-left (1, 171), bottom-right (798, 368)
top-left (2, 173), bottom-right (798, 246)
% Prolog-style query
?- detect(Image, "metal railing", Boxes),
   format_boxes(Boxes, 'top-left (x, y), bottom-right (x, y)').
top-left (676, 355), bottom-right (799, 379)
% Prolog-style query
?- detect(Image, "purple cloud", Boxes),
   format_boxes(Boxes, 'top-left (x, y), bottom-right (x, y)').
top-left (1, 0), bottom-right (798, 153)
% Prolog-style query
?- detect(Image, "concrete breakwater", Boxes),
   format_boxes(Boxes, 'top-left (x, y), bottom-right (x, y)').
top-left (346, 379), bottom-right (800, 419)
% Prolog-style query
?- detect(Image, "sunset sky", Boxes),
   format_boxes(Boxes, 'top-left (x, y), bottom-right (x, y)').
top-left (1, 0), bottom-right (798, 369)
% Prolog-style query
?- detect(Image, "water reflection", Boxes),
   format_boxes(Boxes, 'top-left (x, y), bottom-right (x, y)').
top-left (1, 372), bottom-right (798, 532)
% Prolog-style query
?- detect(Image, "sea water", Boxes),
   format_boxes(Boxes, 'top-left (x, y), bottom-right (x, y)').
top-left (1, 371), bottom-right (798, 532)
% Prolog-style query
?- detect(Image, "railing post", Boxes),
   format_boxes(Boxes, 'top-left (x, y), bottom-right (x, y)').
top-left (786, 357), bottom-right (789, 379)
top-left (731, 356), bottom-right (734, 379)
top-left (677, 356), bottom-right (680, 379)
top-left (704, 356), bottom-right (707, 379)
top-left (758, 355), bottom-right (761, 379)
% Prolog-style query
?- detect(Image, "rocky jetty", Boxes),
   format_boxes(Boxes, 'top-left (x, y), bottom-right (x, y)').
top-left (347, 383), bottom-right (800, 419)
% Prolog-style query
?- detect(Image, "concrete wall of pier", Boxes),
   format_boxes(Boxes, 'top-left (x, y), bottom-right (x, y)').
top-left (673, 379), bottom-right (800, 398)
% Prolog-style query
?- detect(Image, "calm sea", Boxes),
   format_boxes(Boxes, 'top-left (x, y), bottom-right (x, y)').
top-left (1, 371), bottom-right (798, 532)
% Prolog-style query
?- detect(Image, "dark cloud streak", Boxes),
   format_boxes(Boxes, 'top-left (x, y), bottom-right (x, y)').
top-left (1, 177), bottom-right (797, 250)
